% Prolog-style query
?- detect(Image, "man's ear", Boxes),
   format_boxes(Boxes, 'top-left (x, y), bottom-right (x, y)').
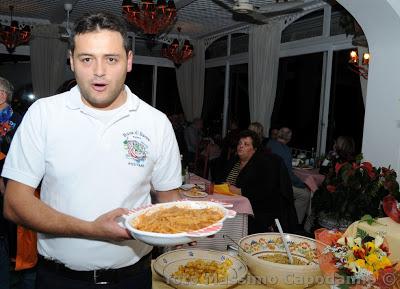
top-left (127, 50), bottom-right (133, 73)
top-left (69, 50), bottom-right (75, 72)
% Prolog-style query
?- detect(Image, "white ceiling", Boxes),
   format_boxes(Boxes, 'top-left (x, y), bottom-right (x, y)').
top-left (0, 0), bottom-right (326, 40)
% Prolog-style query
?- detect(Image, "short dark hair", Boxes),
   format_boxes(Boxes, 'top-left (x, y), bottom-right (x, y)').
top-left (239, 130), bottom-right (261, 150)
top-left (69, 12), bottom-right (129, 54)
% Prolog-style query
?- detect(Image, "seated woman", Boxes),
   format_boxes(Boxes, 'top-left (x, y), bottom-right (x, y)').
top-left (319, 136), bottom-right (355, 175)
top-left (215, 130), bottom-right (298, 234)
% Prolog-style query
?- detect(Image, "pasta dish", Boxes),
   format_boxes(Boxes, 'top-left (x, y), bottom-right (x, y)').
top-left (171, 259), bottom-right (233, 284)
top-left (132, 206), bottom-right (224, 234)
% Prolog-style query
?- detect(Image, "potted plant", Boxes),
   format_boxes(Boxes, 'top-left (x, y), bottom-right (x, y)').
top-left (312, 155), bottom-right (400, 229)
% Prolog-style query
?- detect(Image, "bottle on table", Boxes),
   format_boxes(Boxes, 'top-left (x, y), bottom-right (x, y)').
top-left (184, 166), bottom-right (190, 184)
top-left (309, 147), bottom-right (315, 168)
top-left (181, 154), bottom-right (185, 185)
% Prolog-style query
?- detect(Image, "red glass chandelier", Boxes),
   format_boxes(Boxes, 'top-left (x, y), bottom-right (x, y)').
top-left (161, 27), bottom-right (194, 67)
top-left (122, 0), bottom-right (177, 36)
top-left (0, 6), bottom-right (31, 53)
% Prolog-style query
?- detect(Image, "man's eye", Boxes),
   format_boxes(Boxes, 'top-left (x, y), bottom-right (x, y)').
top-left (82, 58), bottom-right (91, 63)
top-left (108, 57), bottom-right (117, 63)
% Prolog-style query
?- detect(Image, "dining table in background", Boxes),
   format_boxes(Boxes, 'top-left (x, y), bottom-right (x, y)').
top-left (293, 168), bottom-right (325, 193)
top-left (178, 173), bottom-right (254, 251)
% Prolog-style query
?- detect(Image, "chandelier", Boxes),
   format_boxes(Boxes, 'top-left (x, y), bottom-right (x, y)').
top-left (122, 0), bottom-right (177, 36)
top-left (0, 6), bottom-right (31, 53)
top-left (161, 27), bottom-right (194, 67)
top-left (349, 50), bottom-right (370, 80)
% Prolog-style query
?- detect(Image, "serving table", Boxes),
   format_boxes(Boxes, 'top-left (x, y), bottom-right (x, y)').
top-left (152, 266), bottom-right (330, 289)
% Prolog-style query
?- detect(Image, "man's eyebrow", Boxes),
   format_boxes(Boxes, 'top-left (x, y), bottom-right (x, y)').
top-left (75, 53), bottom-right (121, 58)
top-left (76, 53), bottom-right (93, 57)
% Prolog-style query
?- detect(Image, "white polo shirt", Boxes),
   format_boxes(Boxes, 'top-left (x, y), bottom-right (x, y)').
top-left (2, 85), bottom-right (182, 270)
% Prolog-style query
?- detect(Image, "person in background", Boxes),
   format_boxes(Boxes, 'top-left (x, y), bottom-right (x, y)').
top-left (216, 130), bottom-right (297, 234)
top-left (2, 12), bottom-right (181, 289)
top-left (169, 113), bottom-right (187, 161)
top-left (268, 127), bottom-right (279, 142)
top-left (184, 117), bottom-right (203, 165)
top-left (267, 127), bottom-right (310, 230)
top-left (319, 136), bottom-right (356, 175)
top-left (248, 122), bottom-right (268, 148)
top-left (0, 76), bottom-right (26, 289)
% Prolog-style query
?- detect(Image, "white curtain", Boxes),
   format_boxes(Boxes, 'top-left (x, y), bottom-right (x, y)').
top-left (357, 46), bottom-right (368, 106)
top-left (30, 24), bottom-right (68, 98)
top-left (248, 20), bottom-right (283, 133)
top-left (175, 39), bottom-right (205, 122)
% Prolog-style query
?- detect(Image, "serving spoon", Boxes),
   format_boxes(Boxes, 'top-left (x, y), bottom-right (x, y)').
top-left (274, 218), bottom-right (294, 264)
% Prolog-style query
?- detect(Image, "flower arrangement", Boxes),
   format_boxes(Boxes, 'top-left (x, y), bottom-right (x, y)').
top-left (312, 155), bottom-right (400, 225)
top-left (315, 229), bottom-right (399, 289)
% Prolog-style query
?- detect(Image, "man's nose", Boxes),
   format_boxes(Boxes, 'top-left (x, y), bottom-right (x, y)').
top-left (94, 60), bottom-right (106, 77)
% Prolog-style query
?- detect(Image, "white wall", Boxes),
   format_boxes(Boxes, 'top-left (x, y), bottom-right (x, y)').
top-left (337, 0), bottom-right (400, 171)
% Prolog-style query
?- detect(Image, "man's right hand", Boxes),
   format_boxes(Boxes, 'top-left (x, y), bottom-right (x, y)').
top-left (90, 208), bottom-right (132, 242)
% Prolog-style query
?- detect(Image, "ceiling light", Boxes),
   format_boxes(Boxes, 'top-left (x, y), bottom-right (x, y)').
top-left (349, 50), bottom-right (369, 80)
top-left (161, 27), bottom-right (194, 67)
top-left (0, 6), bottom-right (31, 53)
top-left (122, 0), bottom-right (177, 36)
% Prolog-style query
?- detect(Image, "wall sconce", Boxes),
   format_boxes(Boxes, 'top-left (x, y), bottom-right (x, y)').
top-left (349, 50), bottom-right (369, 80)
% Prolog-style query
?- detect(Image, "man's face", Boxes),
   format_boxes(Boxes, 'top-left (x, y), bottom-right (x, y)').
top-left (70, 29), bottom-right (133, 110)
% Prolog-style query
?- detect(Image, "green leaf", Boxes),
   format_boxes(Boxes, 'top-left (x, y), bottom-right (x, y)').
top-left (360, 214), bottom-right (375, 225)
top-left (356, 228), bottom-right (368, 239)
top-left (359, 214), bottom-right (385, 226)
top-left (338, 284), bottom-right (351, 289)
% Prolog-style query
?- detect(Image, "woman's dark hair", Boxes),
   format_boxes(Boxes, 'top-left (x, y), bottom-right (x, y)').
top-left (239, 129), bottom-right (261, 149)
top-left (69, 12), bottom-right (129, 53)
top-left (335, 136), bottom-right (355, 161)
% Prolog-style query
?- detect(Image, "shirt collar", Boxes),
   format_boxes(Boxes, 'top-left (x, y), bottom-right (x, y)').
top-left (65, 85), bottom-right (140, 112)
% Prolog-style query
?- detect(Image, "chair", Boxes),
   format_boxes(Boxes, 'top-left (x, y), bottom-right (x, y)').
top-left (193, 139), bottom-right (211, 179)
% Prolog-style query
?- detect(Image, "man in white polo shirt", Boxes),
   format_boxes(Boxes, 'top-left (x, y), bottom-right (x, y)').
top-left (2, 12), bottom-right (181, 289)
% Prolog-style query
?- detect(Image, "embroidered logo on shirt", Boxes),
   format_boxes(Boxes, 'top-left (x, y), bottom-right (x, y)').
top-left (123, 131), bottom-right (150, 167)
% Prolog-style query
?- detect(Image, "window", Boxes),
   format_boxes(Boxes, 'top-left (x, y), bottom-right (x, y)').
top-left (126, 64), bottom-right (153, 105)
top-left (330, 6), bottom-right (348, 36)
top-left (156, 67), bottom-right (183, 115)
top-left (327, 49), bottom-right (364, 153)
top-left (281, 10), bottom-right (324, 43)
top-left (272, 52), bottom-right (323, 150)
top-left (205, 36), bottom-right (228, 60)
top-left (203, 66), bottom-right (226, 136)
top-left (134, 37), bottom-right (164, 57)
top-left (230, 33), bottom-right (248, 55)
top-left (228, 63), bottom-right (249, 130)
